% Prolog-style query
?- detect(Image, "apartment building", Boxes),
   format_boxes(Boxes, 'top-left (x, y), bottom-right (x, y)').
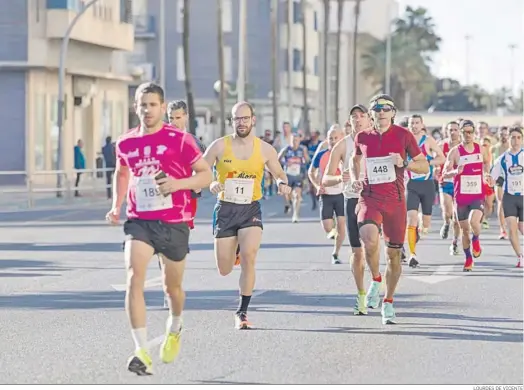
top-left (0, 0), bottom-right (133, 183)
top-left (323, 0), bottom-right (399, 124)
top-left (128, 0), bottom-right (322, 136)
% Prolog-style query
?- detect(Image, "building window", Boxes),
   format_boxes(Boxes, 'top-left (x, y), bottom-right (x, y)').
top-left (177, 46), bottom-right (185, 81)
top-left (176, 0), bottom-right (183, 33)
top-left (292, 1), bottom-right (302, 23)
top-left (313, 11), bottom-right (318, 31)
top-left (34, 94), bottom-right (46, 171)
top-left (222, 0), bottom-right (232, 32)
top-left (314, 55), bottom-right (319, 76)
top-left (292, 49), bottom-right (302, 71)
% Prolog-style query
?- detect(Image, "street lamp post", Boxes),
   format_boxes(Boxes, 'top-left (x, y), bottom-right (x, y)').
top-left (55, 0), bottom-right (100, 196)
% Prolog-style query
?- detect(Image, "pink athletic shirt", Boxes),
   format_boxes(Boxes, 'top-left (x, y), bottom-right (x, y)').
top-left (453, 142), bottom-right (485, 206)
top-left (116, 124), bottom-right (202, 223)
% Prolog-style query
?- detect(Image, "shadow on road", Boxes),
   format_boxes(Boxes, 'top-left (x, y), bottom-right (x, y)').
top-left (0, 242), bottom-right (334, 252)
top-left (0, 259), bottom-right (121, 277)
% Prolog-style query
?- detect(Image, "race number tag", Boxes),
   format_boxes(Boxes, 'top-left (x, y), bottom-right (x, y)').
top-left (135, 176), bottom-right (173, 212)
top-left (460, 175), bottom-right (482, 194)
top-left (224, 178), bottom-right (254, 204)
top-left (366, 156), bottom-right (396, 185)
top-left (508, 175), bottom-right (523, 194)
top-left (286, 163), bottom-right (301, 176)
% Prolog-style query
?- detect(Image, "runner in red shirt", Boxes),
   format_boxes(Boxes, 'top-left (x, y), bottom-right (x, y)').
top-left (350, 94), bottom-right (429, 325)
top-left (105, 82), bottom-right (212, 376)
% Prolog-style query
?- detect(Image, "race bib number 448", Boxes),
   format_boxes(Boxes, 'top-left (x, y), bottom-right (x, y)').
top-left (366, 156), bottom-right (396, 185)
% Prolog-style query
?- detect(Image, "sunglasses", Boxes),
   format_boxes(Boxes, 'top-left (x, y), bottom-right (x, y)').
top-left (371, 105), bottom-right (393, 113)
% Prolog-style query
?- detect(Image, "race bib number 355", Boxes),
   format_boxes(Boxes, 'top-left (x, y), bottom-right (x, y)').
top-left (224, 178), bottom-right (254, 204)
top-left (136, 176), bottom-right (174, 212)
top-left (366, 156), bottom-right (396, 185)
top-left (460, 175), bottom-right (482, 194)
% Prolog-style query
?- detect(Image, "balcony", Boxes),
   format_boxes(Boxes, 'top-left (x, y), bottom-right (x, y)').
top-left (45, 4), bottom-right (134, 52)
top-left (133, 15), bottom-right (156, 38)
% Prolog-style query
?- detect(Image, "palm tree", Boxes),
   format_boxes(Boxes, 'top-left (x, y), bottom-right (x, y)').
top-left (335, 0), bottom-right (343, 122)
top-left (217, 0), bottom-right (226, 136)
top-left (300, 0), bottom-right (309, 134)
top-left (394, 6), bottom-right (441, 56)
top-left (182, 0), bottom-right (197, 135)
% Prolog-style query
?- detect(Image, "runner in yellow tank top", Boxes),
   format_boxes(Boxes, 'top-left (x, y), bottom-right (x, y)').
top-left (204, 101), bottom-right (291, 330)
top-left (214, 135), bottom-right (265, 202)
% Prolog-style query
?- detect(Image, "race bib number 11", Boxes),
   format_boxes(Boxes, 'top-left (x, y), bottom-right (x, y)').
top-left (224, 178), bottom-right (254, 204)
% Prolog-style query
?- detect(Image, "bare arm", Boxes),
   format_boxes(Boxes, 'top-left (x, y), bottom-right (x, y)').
top-left (173, 158), bottom-right (212, 191)
top-left (203, 139), bottom-right (223, 188)
top-left (481, 145), bottom-right (491, 174)
top-left (264, 143), bottom-right (288, 183)
top-left (322, 139), bottom-right (346, 187)
top-left (111, 159), bottom-right (130, 210)
top-left (406, 153), bottom-right (430, 174)
top-left (351, 152), bottom-right (363, 182)
top-left (303, 146), bottom-right (311, 164)
top-left (277, 146), bottom-right (287, 162)
top-left (427, 137), bottom-right (445, 167)
top-left (442, 147), bottom-right (459, 178)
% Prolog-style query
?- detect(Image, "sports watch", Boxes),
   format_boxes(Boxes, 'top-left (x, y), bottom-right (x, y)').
top-left (402, 160), bottom-right (409, 168)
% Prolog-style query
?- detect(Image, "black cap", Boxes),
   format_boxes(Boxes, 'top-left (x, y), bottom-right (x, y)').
top-left (349, 104), bottom-right (367, 115)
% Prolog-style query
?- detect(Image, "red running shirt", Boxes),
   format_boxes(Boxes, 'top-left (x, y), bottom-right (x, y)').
top-left (453, 142), bottom-right (485, 206)
top-left (354, 124), bottom-right (422, 201)
top-left (116, 124), bottom-right (202, 223)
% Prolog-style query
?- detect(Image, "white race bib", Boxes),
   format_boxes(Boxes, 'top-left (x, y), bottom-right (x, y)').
top-left (366, 156), bottom-right (396, 185)
top-left (224, 178), bottom-right (254, 204)
top-left (508, 175), bottom-right (523, 194)
top-left (135, 176), bottom-right (173, 212)
top-left (460, 175), bottom-right (482, 194)
top-left (286, 163), bottom-right (301, 176)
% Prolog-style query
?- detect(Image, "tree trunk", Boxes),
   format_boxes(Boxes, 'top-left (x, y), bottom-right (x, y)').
top-left (335, 0), bottom-right (343, 122)
top-left (351, 0), bottom-right (361, 105)
top-left (270, 0), bottom-right (279, 136)
top-left (322, 0), bottom-right (329, 127)
top-left (182, 0), bottom-right (197, 135)
top-left (300, 0), bottom-right (309, 135)
top-left (217, 0), bottom-right (226, 137)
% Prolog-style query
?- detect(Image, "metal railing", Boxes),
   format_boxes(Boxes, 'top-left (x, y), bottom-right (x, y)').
top-left (0, 168), bottom-right (115, 209)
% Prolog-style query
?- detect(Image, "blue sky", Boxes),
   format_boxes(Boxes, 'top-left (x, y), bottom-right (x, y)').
top-left (402, 0), bottom-right (523, 93)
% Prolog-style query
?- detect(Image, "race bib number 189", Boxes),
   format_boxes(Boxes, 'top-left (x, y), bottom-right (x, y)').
top-left (135, 176), bottom-right (174, 212)
top-left (224, 178), bottom-right (254, 204)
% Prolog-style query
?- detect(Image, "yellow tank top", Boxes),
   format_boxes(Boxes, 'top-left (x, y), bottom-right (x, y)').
top-left (215, 135), bottom-right (265, 202)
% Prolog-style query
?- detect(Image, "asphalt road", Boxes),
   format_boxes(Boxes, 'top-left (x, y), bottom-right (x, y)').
top-left (0, 194), bottom-right (522, 385)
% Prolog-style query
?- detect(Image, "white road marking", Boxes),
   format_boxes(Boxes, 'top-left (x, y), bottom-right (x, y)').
top-left (406, 265), bottom-right (462, 284)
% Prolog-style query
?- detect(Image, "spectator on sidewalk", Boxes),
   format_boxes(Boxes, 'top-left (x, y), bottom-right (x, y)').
top-left (102, 136), bottom-right (116, 199)
top-left (74, 139), bottom-right (85, 197)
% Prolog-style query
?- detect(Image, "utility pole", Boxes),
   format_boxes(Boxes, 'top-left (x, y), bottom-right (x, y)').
top-left (384, 0), bottom-right (392, 95)
top-left (237, 0), bottom-right (247, 101)
top-left (270, 0), bottom-right (279, 136)
top-left (509, 43), bottom-right (517, 96)
top-left (56, 0), bottom-right (100, 196)
top-left (159, 0), bottom-right (166, 92)
top-left (217, 0), bottom-right (226, 136)
top-left (287, 0), bottom-right (294, 127)
top-left (465, 35), bottom-right (472, 86)
top-left (300, 0), bottom-right (310, 135)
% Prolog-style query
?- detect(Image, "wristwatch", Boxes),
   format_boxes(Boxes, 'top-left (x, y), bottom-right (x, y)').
top-left (402, 160), bottom-right (409, 168)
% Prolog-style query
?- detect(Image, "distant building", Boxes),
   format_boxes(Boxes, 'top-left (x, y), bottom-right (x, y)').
top-left (0, 0), bottom-right (134, 183)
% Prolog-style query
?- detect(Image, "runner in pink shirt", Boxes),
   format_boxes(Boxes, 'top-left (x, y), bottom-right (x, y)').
top-left (105, 82), bottom-right (212, 376)
top-left (442, 119), bottom-right (492, 271)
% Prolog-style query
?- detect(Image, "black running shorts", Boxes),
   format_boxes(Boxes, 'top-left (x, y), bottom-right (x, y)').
top-left (123, 219), bottom-right (190, 262)
top-left (213, 200), bottom-right (263, 238)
